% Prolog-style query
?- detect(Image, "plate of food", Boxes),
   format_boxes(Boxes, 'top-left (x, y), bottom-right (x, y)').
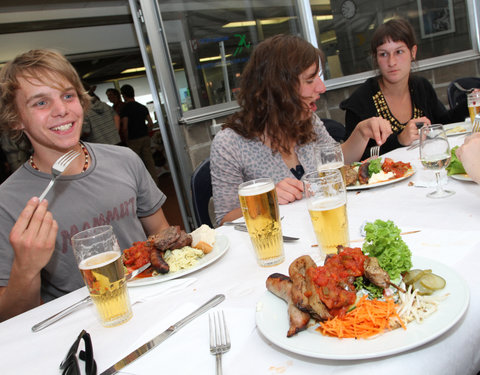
top-left (345, 157), bottom-right (415, 190)
top-left (450, 173), bottom-right (474, 182)
top-left (256, 255), bottom-right (468, 360)
top-left (443, 122), bottom-right (469, 137)
top-left (124, 225), bottom-right (229, 287)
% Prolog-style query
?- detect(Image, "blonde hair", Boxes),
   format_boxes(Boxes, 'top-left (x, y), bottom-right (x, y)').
top-left (0, 49), bottom-right (90, 136)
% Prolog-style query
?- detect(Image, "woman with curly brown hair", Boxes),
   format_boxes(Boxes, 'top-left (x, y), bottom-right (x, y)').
top-left (210, 34), bottom-right (392, 225)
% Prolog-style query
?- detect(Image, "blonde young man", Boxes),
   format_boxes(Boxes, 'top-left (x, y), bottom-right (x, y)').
top-left (0, 50), bottom-right (170, 321)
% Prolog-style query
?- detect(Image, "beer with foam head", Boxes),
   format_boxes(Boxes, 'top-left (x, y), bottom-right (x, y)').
top-left (304, 170), bottom-right (349, 256)
top-left (238, 178), bottom-right (284, 266)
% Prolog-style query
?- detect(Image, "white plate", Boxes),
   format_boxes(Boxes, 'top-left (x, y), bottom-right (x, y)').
top-left (255, 256), bottom-right (469, 360)
top-left (444, 122), bottom-right (469, 137)
top-left (346, 168), bottom-right (415, 191)
top-left (450, 173), bottom-right (474, 182)
top-left (127, 235), bottom-right (229, 287)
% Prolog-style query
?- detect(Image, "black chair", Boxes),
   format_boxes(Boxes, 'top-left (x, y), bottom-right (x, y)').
top-left (190, 157), bottom-right (213, 228)
top-left (447, 77), bottom-right (480, 109)
top-left (321, 118), bottom-right (346, 142)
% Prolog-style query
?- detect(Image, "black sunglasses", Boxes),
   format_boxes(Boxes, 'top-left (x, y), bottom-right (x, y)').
top-left (59, 329), bottom-right (97, 375)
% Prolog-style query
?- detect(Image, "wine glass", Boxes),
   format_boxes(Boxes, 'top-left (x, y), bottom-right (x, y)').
top-left (419, 124), bottom-right (455, 198)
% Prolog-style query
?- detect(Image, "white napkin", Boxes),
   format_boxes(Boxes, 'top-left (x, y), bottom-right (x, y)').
top-left (410, 166), bottom-right (449, 188)
top-left (128, 277), bottom-right (197, 304)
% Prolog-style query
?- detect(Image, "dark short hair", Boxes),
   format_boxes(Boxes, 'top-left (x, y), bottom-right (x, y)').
top-left (106, 88), bottom-right (121, 99)
top-left (120, 84), bottom-right (134, 98)
top-left (371, 18), bottom-right (417, 67)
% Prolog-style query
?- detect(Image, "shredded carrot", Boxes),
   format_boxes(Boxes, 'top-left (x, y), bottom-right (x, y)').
top-left (318, 296), bottom-right (406, 339)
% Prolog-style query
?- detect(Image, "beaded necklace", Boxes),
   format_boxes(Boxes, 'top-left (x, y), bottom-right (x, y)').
top-left (29, 142), bottom-right (89, 173)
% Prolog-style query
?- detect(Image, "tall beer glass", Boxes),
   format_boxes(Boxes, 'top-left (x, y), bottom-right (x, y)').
top-left (238, 178), bottom-right (284, 266)
top-left (314, 142), bottom-right (346, 182)
top-left (468, 91), bottom-right (480, 123)
top-left (72, 225), bottom-right (132, 327)
top-left (303, 170), bottom-right (349, 256)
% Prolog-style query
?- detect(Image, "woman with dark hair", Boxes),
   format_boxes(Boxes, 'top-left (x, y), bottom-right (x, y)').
top-left (341, 17), bottom-right (469, 160)
top-left (210, 34), bottom-right (392, 225)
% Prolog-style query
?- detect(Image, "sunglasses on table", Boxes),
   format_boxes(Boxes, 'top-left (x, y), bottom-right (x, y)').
top-left (59, 329), bottom-right (97, 375)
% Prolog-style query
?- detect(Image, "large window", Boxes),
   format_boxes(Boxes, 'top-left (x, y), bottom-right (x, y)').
top-left (310, 0), bottom-right (474, 79)
top-left (160, 0), bottom-right (303, 111)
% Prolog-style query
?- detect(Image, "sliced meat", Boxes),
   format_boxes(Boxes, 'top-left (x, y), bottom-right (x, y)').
top-left (288, 255), bottom-right (316, 312)
top-left (266, 273), bottom-right (311, 337)
top-left (344, 164), bottom-right (358, 186)
top-left (150, 249), bottom-right (170, 274)
top-left (358, 161), bottom-right (370, 185)
top-left (169, 230), bottom-right (192, 249)
top-left (149, 226), bottom-right (181, 251)
top-left (364, 256), bottom-right (390, 289)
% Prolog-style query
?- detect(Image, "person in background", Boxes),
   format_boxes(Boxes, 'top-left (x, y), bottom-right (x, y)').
top-left (0, 132), bottom-right (31, 172)
top-left (340, 18), bottom-right (469, 160)
top-left (82, 86), bottom-right (122, 145)
top-left (120, 84), bottom-right (158, 185)
top-left (210, 34), bottom-right (392, 226)
top-left (0, 49), bottom-right (170, 321)
top-left (456, 133), bottom-right (480, 184)
top-left (106, 88), bottom-right (125, 116)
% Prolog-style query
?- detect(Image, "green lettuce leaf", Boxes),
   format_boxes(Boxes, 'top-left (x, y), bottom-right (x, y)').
top-left (362, 219), bottom-right (412, 280)
top-left (368, 158), bottom-right (382, 176)
top-left (446, 146), bottom-right (466, 176)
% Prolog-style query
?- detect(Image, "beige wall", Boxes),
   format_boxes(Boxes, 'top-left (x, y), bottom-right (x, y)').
top-left (185, 57), bottom-right (480, 171)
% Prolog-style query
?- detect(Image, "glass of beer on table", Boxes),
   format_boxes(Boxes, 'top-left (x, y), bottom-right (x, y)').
top-left (314, 142), bottom-right (346, 182)
top-left (468, 91), bottom-right (480, 123)
top-left (71, 225), bottom-right (132, 327)
top-left (303, 169), bottom-right (349, 256)
top-left (238, 178), bottom-right (284, 267)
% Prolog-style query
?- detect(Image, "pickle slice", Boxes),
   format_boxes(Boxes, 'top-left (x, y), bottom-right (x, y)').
top-left (403, 269), bottom-right (432, 285)
top-left (420, 273), bottom-right (446, 290)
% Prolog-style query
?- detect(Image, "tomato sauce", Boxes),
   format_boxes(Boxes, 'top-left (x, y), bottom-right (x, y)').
top-left (382, 158), bottom-right (412, 178)
top-left (308, 247), bottom-right (366, 317)
top-left (123, 241), bottom-right (154, 278)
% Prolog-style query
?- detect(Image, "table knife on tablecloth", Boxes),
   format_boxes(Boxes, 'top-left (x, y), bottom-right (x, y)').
top-left (99, 294), bottom-right (225, 375)
top-left (233, 224), bottom-right (299, 242)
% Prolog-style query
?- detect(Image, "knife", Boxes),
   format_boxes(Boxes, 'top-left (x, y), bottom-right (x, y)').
top-left (233, 224), bottom-right (299, 242)
top-left (31, 262), bottom-right (152, 333)
top-left (100, 294), bottom-right (225, 375)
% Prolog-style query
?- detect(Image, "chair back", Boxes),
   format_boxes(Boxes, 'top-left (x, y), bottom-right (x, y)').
top-left (447, 77), bottom-right (480, 109)
top-left (321, 118), bottom-right (346, 142)
top-left (190, 157), bottom-right (213, 227)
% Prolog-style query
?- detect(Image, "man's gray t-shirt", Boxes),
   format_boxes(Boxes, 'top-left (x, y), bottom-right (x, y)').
top-left (0, 142), bottom-right (166, 302)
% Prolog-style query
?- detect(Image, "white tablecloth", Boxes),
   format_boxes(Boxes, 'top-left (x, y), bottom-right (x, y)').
top-left (1, 133), bottom-right (479, 375)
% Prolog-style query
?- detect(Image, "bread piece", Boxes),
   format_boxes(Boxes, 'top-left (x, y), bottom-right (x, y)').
top-left (190, 224), bottom-right (216, 254)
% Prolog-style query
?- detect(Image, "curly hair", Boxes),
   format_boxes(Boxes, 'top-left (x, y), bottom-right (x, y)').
top-left (224, 34), bottom-right (323, 154)
top-left (0, 49), bottom-right (90, 137)
top-left (371, 18), bottom-right (417, 69)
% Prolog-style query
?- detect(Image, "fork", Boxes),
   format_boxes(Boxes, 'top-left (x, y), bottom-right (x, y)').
top-left (38, 150), bottom-right (80, 201)
top-left (209, 310), bottom-right (231, 375)
top-left (369, 145), bottom-right (380, 158)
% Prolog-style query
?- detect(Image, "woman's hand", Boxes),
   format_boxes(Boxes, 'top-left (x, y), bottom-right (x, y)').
top-left (456, 133), bottom-right (480, 184)
top-left (276, 177), bottom-right (304, 204)
top-left (397, 116), bottom-right (431, 146)
top-left (356, 117), bottom-right (393, 145)
top-left (9, 197), bottom-right (58, 280)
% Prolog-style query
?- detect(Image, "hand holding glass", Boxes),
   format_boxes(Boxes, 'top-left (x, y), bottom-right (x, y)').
top-left (71, 225), bottom-right (132, 327)
top-left (238, 178), bottom-right (284, 267)
top-left (303, 169), bottom-right (349, 256)
top-left (419, 124), bottom-right (454, 198)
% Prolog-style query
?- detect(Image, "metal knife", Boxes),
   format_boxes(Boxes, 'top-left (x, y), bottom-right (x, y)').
top-left (100, 294), bottom-right (225, 375)
top-left (233, 224), bottom-right (299, 242)
top-left (31, 262), bottom-right (152, 333)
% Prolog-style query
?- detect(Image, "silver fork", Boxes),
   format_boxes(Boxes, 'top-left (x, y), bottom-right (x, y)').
top-left (209, 310), bottom-right (231, 375)
top-left (38, 150), bottom-right (80, 201)
top-left (370, 145), bottom-right (380, 158)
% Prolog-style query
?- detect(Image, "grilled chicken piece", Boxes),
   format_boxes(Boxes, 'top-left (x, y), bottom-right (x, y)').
top-left (358, 161), bottom-right (370, 185)
top-left (266, 273), bottom-right (311, 337)
top-left (364, 256), bottom-right (390, 289)
top-left (344, 164), bottom-right (359, 186)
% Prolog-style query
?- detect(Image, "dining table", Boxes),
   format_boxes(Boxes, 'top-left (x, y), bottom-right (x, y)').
top-left (1, 125), bottom-right (480, 375)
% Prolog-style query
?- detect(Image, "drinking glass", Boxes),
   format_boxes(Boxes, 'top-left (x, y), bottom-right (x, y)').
top-left (419, 124), bottom-right (455, 199)
top-left (238, 178), bottom-right (284, 267)
top-left (467, 91), bottom-right (480, 123)
top-left (71, 225), bottom-right (133, 327)
top-left (303, 169), bottom-right (349, 257)
top-left (314, 142), bottom-right (346, 182)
